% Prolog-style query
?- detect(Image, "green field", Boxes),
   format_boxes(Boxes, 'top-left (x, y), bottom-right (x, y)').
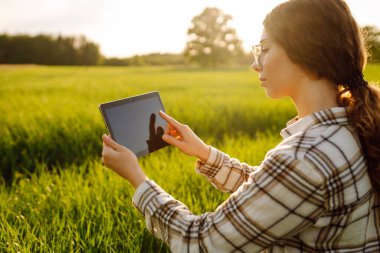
top-left (1, 65), bottom-right (379, 252)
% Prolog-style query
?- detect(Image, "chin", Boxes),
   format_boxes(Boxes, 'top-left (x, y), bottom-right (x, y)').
top-left (264, 89), bottom-right (284, 99)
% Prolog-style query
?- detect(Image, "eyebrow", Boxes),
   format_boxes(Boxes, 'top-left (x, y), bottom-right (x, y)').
top-left (260, 38), bottom-right (270, 44)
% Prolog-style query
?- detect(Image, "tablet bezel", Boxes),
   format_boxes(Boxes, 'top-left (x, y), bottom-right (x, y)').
top-left (99, 91), bottom-right (168, 157)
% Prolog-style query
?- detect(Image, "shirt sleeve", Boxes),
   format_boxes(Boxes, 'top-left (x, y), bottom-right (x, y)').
top-left (195, 146), bottom-right (258, 193)
top-left (132, 153), bottom-right (326, 253)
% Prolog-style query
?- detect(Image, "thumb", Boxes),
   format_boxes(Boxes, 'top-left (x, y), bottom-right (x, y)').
top-left (162, 134), bottom-right (183, 149)
top-left (102, 134), bottom-right (123, 151)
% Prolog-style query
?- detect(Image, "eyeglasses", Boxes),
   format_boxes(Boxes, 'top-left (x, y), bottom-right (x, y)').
top-left (251, 44), bottom-right (262, 66)
top-left (251, 40), bottom-right (270, 66)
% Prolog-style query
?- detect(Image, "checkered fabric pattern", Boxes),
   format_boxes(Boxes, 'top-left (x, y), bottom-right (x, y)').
top-left (132, 107), bottom-right (380, 253)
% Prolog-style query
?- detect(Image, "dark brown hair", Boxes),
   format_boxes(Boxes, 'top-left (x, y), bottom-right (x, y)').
top-left (264, 0), bottom-right (380, 191)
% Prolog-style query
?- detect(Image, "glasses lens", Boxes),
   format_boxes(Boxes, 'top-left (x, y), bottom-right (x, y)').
top-left (252, 44), bottom-right (261, 65)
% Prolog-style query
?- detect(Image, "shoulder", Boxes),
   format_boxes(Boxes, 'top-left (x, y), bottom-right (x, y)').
top-left (265, 123), bottom-right (366, 191)
top-left (262, 114), bottom-right (372, 209)
top-left (273, 123), bottom-right (361, 162)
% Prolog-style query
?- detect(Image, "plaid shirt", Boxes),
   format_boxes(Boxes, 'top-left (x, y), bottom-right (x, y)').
top-left (132, 107), bottom-right (380, 253)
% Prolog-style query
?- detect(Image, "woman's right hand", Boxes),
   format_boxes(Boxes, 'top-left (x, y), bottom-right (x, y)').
top-left (159, 111), bottom-right (210, 162)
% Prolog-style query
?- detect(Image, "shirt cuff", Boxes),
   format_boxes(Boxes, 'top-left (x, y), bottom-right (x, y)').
top-left (195, 146), bottom-right (226, 178)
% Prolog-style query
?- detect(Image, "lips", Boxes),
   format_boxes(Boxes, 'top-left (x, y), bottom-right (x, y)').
top-left (259, 77), bottom-right (267, 87)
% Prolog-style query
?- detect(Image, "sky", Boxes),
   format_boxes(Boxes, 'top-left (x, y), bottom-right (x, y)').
top-left (1, 0), bottom-right (379, 58)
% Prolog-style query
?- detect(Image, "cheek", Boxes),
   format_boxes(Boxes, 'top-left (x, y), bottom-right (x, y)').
top-left (262, 58), bottom-right (287, 97)
top-left (262, 53), bottom-right (298, 97)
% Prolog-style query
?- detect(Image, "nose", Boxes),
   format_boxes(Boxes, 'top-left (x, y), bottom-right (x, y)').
top-left (252, 60), bottom-right (262, 72)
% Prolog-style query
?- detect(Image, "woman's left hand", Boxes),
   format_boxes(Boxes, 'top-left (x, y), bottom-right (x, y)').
top-left (101, 134), bottom-right (148, 189)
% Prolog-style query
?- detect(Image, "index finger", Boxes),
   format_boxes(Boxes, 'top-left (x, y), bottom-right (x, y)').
top-left (159, 110), bottom-right (181, 128)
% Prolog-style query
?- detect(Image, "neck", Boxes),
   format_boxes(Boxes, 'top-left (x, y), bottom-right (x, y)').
top-left (291, 78), bottom-right (339, 119)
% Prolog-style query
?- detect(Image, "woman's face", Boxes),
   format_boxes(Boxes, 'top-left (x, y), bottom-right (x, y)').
top-left (252, 31), bottom-right (305, 99)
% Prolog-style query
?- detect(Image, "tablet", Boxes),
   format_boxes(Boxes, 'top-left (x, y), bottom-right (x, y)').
top-left (99, 91), bottom-right (169, 157)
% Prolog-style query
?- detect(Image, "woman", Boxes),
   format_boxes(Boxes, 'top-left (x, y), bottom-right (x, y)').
top-left (101, 0), bottom-right (380, 252)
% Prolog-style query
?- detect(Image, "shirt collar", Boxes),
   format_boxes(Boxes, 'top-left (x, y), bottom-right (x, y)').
top-left (280, 107), bottom-right (349, 139)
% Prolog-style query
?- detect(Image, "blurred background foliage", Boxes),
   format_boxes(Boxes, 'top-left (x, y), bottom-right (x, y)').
top-left (4, 8), bottom-right (378, 67)
top-left (183, 7), bottom-right (245, 66)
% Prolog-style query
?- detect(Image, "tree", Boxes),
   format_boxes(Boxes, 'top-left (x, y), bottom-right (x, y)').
top-left (184, 7), bottom-right (244, 66)
top-left (363, 26), bottom-right (380, 63)
top-left (0, 34), bottom-right (101, 65)
top-left (75, 36), bottom-right (101, 65)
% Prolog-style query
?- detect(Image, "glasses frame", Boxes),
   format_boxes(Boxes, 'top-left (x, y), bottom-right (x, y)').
top-left (251, 44), bottom-right (262, 66)
top-left (251, 40), bottom-right (270, 66)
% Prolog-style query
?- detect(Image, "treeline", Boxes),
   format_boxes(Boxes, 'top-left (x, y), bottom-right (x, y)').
top-left (1, 26), bottom-right (378, 66)
top-left (0, 33), bottom-right (252, 66)
top-left (0, 34), bottom-right (190, 66)
top-left (365, 26), bottom-right (380, 63)
top-left (103, 53), bottom-right (186, 66)
top-left (0, 34), bottom-right (101, 65)
top-left (103, 53), bottom-right (252, 66)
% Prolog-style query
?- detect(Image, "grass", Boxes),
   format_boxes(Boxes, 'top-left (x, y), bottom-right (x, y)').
top-left (0, 65), bottom-right (296, 183)
top-left (0, 64), bottom-right (379, 252)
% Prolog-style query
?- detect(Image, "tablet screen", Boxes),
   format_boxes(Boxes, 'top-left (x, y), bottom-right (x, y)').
top-left (99, 92), bottom-right (169, 157)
